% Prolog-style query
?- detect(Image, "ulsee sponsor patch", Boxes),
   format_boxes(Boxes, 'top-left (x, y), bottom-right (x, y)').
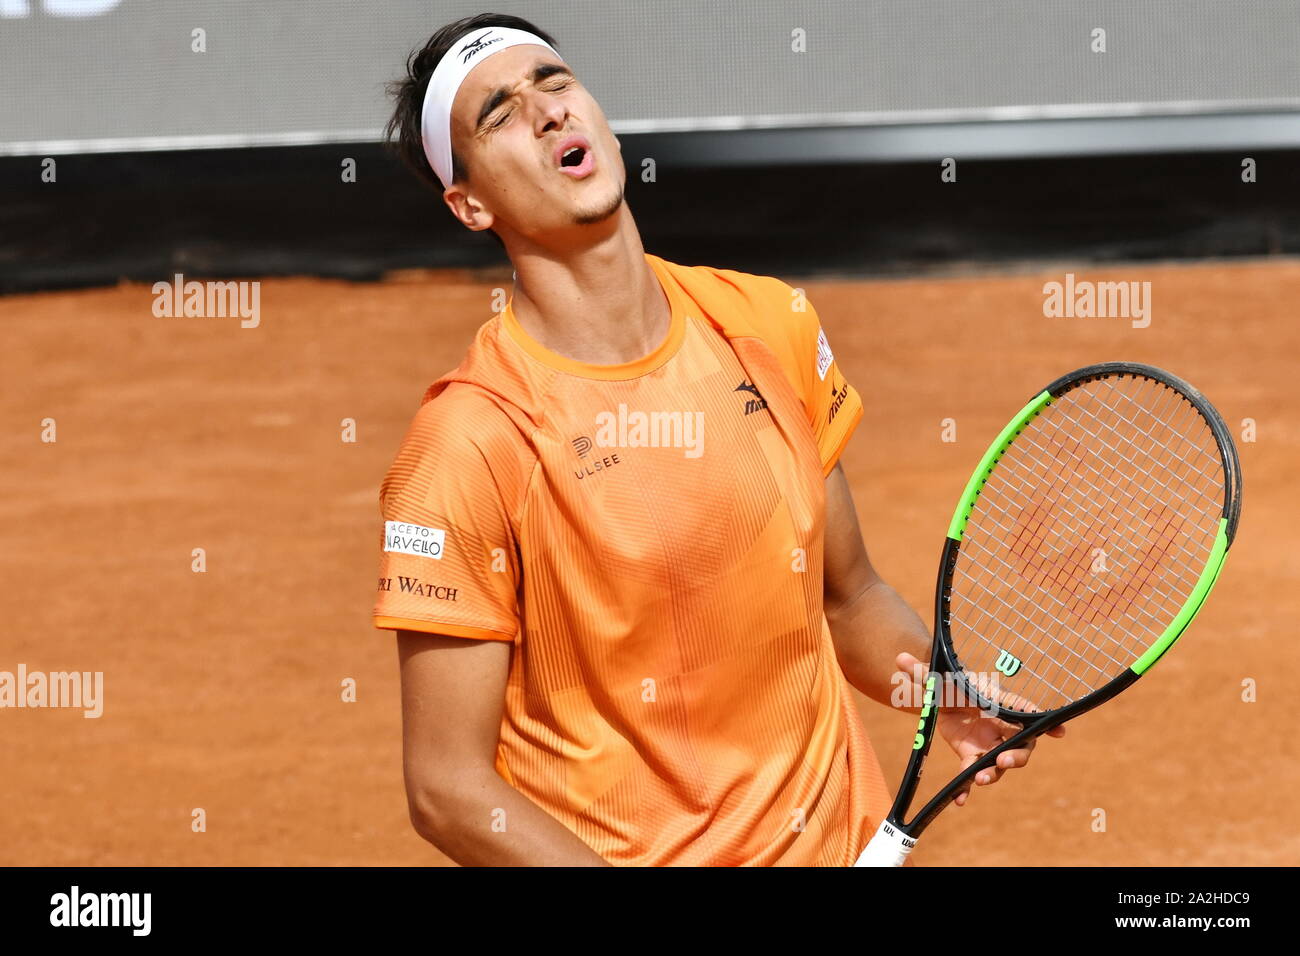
top-left (384, 520), bottom-right (445, 558)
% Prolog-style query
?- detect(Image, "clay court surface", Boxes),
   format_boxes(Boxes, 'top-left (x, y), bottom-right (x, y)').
top-left (2, 258), bottom-right (1295, 866)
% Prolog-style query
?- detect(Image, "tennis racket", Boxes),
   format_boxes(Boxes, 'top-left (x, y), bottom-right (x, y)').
top-left (855, 362), bottom-right (1242, 867)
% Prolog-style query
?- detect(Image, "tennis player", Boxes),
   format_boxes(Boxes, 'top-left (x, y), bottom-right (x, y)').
top-left (374, 13), bottom-right (1059, 866)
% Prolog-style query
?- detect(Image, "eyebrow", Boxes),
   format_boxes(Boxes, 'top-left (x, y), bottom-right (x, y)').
top-left (475, 62), bottom-right (573, 130)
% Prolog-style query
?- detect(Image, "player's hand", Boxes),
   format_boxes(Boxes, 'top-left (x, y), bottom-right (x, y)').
top-left (894, 652), bottom-right (1066, 808)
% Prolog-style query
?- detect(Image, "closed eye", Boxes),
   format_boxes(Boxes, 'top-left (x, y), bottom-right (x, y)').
top-left (489, 81), bottom-right (572, 129)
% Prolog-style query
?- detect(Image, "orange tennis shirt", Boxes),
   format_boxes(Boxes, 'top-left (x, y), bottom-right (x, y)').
top-left (373, 253), bottom-right (891, 865)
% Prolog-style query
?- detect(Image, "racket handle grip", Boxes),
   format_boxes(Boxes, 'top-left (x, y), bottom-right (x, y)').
top-left (854, 820), bottom-right (917, 867)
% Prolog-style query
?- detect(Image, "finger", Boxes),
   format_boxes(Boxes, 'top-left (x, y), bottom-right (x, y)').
top-left (958, 747), bottom-right (989, 775)
top-left (989, 717), bottom-right (1030, 739)
top-left (895, 651), bottom-right (927, 684)
top-left (993, 747), bottom-right (1034, 772)
top-left (894, 652), bottom-right (931, 707)
top-left (976, 745), bottom-right (1033, 784)
top-left (966, 749), bottom-right (1000, 787)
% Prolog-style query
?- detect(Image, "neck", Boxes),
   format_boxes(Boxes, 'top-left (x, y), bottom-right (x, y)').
top-left (504, 206), bottom-right (672, 365)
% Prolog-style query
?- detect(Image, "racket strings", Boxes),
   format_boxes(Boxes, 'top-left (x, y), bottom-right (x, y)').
top-left (1051, 381), bottom-right (1223, 513)
top-left (981, 415), bottom-right (1212, 602)
top-left (1044, 377), bottom-right (1220, 607)
top-left (993, 385), bottom-right (1216, 614)
top-left (948, 374), bottom-right (1226, 713)
top-left (984, 376), bottom-right (1221, 697)
top-left (964, 381), bottom-right (1208, 621)
top-left (957, 540), bottom-right (1131, 682)
top-left (969, 375), bottom-right (1222, 700)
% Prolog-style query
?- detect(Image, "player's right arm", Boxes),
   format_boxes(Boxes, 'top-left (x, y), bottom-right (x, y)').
top-left (376, 390), bottom-right (608, 865)
top-left (397, 629), bottom-right (609, 866)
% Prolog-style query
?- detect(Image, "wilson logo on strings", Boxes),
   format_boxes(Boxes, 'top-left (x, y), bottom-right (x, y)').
top-left (994, 649), bottom-right (1023, 677)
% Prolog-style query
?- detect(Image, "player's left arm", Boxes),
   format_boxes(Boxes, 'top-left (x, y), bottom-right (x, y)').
top-left (823, 462), bottom-right (1060, 799)
top-left (822, 461), bottom-right (930, 708)
top-left (767, 279), bottom-right (1057, 796)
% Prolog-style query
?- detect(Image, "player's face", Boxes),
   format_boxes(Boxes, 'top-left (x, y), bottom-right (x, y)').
top-left (448, 45), bottom-right (626, 243)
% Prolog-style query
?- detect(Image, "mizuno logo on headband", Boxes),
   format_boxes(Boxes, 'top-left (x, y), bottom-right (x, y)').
top-left (459, 31), bottom-right (503, 64)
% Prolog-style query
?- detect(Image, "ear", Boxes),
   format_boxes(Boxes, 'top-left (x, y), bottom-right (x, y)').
top-left (444, 187), bottom-right (494, 233)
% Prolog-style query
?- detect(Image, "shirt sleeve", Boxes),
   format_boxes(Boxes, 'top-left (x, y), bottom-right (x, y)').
top-left (372, 391), bottom-right (524, 642)
top-left (748, 277), bottom-right (864, 476)
top-left (799, 298), bottom-right (863, 477)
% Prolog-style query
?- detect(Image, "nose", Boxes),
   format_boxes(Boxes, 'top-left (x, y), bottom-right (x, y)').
top-left (533, 90), bottom-right (568, 132)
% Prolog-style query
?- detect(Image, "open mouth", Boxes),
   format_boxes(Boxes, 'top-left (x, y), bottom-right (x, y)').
top-left (554, 136), bottom-right (595, 178)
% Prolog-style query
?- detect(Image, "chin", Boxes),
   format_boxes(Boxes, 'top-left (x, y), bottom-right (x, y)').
top-left (573, 181), bottom-right (624, 226)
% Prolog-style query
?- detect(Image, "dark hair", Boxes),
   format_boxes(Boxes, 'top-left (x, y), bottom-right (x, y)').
top-left (384, 14), bottom-right (560, 198)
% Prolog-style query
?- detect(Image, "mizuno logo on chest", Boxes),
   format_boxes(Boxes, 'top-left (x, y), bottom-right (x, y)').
top-left (735, 380), bottom-right (768, 416)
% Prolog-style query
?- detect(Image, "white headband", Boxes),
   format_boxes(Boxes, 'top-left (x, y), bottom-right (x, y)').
top-left (419, 26), bottom-right (561, 189)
